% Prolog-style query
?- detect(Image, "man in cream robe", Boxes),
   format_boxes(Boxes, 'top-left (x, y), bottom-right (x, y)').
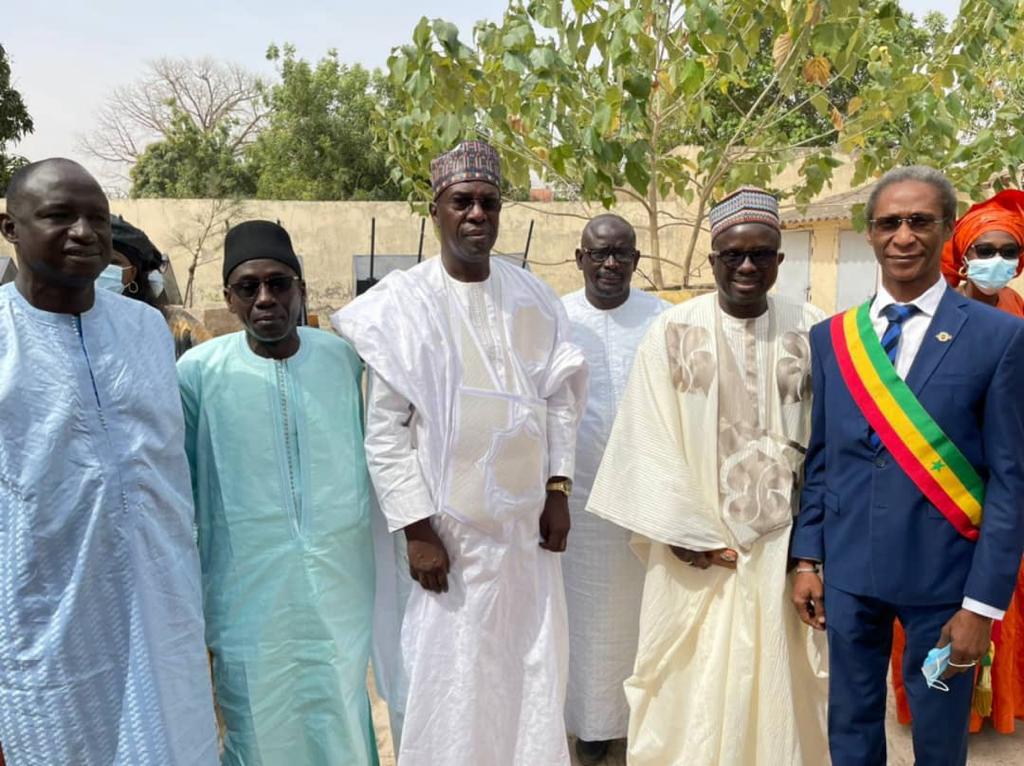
top-left (332, 141), bottom-right (587, 766)
top-left (561, 214), bottom-right (668, 764)
top-left (587, 188), bottom-right (829, 765)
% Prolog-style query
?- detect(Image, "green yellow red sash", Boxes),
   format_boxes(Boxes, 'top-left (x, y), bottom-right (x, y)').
top-left (830, 302), bottom-right (983, 540)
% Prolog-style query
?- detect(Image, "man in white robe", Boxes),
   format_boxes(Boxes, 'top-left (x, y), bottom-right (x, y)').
top-left (332, 140), bottom-right (587, 766)
top-left (178, 221), bottom-right (378, 765)
top-left (0, 159), bottom-right (217, 765)
top-left (587, 188), bottom-right (829, 765)
top-left (561, 214), bottom-right (668, 765)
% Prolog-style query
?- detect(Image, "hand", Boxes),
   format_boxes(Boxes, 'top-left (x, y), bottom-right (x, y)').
top-left (539, 491), bottom-right (570, 552)
top-left (670, 546), bottom-right (738, 570)
top-left (791, 560), bottom-right (826, 631)
top-left (938, 609), bottom-right (993, 679)
top-left (404, 518), bottom-right (450, 593)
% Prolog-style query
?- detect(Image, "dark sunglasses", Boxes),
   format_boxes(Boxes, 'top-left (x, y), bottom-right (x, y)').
top-left (447, 194), bottom-right (502, 213)
top-left (712, 248), bottom-right (780, 269)
top-left (868, 214), bottom-right (946, 234)
top-left (581, 247), bottom-right (640, 265)
top-left (969, 243), bottom-right (1021, 261)
top-left (227, 275), bottom-right (301, 302)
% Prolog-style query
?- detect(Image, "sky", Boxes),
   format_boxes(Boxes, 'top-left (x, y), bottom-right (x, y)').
top-left (5, 0), bottom-right (961, 187)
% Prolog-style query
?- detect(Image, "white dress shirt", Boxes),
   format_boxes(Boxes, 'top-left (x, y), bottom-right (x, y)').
top-left (870, 276), bottom-right (1003, 620)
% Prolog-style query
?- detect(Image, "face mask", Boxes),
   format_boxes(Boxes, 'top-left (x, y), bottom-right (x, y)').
top-left (921, 644), bottom-right (951, 692)
top-left (96, 265), bottom-right (128, 294)
top-left (966, 256), bottom-right (1017, 295)
top-left (147, 270), bottom-right (165, 297)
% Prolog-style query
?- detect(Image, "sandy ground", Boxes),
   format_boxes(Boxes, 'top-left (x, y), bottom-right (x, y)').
top-left (369, 670), bottom-right (1024, 765)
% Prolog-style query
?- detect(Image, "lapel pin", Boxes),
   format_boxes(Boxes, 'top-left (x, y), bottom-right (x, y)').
top-left (935, 331), bottom-right (952, 342)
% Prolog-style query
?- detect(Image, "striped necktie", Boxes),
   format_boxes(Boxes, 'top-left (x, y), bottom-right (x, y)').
top-left (870, 303), bottom-right (919, 448)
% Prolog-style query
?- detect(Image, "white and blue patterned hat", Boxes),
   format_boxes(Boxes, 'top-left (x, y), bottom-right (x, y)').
top-left (708, 187), bottom-right (780, 241)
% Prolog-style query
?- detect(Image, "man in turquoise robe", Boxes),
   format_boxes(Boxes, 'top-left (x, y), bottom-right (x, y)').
top-left (177, 220), bottom-right (378, 766)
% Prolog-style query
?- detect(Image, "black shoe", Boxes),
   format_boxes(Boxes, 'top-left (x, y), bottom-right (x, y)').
top-left (575, 738), bottom-right (611, 765)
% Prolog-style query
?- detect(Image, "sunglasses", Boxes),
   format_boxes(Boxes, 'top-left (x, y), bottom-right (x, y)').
top-left (868, 215), bottom-right (946, 234)
top-left (969, 243), bottom-right (1021, 261)
top-left (580, 247), bottom-right (640, 264)
top-left (447, 194), bottom-right (502, 213)
top-left (712, 248), bottom-right (780, 269)
top-left (227, 275), bottom-right (301, 302)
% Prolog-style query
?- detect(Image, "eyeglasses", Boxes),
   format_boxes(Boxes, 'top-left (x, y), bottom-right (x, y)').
top-left (868, 215), bottom-right (946, 234)
top-left (711, 248), bottom-right (780, 269)
top-left (447, 194), bottom-right (502, 213)
top-left (227, 275), bottom-right (301, 301)
top-left (969, 243), bottom-right (1021, 261)
top-left (581, 247), bottom-right (640, 264)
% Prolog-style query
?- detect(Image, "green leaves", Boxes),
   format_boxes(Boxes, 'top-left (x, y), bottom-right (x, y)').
top-left (0, 44), bottom-right (33, 191)
top-left (381, 0), bottom-right (1024, 283)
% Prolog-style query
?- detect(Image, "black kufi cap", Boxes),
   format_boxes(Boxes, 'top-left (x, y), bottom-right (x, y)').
top-left (223, 220), bottom-right (302, 283)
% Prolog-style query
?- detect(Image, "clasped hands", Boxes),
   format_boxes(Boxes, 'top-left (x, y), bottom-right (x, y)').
top-left (670, 546), bottom-right (738, 569)
top-left (404, 490), bottom-right (571, 593)
top-left (791, 559), bottom-right (992, 677)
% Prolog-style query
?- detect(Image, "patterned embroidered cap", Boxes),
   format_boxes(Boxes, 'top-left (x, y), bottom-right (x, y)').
top-left (430, 140), bottom-right (502, 198)
top-left (708, 187), bottom-right (781, 241)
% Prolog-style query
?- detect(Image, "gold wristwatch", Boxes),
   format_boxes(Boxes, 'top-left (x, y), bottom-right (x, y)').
top-left (546, 478), bottom-right (573, 497)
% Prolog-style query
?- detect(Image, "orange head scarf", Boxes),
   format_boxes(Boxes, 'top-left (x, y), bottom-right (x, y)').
top-left (941, 190), bottom-right (1024, 286)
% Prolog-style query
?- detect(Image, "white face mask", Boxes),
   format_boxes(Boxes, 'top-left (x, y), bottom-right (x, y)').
top-left (96, 265), bottom-right (128, 293)
top-left (966, 256), bottom-right (1017, 295)
top-left (147, 270), bottom-right (165, 297)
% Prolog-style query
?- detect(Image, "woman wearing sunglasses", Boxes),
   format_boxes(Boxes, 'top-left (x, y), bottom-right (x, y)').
top-left (890, 189), bottom-right (1024, 736)
top-left (943, 190), bottom-right (1024, 315)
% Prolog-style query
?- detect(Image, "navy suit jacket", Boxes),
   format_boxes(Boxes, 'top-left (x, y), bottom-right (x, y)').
top-left (792, 288), bottom-right (1024, 609)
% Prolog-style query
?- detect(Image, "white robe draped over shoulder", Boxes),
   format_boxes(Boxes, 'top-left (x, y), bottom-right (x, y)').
top-left (587, 293), bottom-right (829, 766)
top-left (0, 284), bottom-right (217, 766)
top-left (332, 257), bottom-right (587, 766)
top-left (560, 288), bottom-right (668, 742)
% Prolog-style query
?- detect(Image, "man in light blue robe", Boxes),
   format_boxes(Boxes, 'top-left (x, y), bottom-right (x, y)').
top-left (0, 159), bottom-right (218, 765)
top-left (177, 220), bottom-right (378, 766)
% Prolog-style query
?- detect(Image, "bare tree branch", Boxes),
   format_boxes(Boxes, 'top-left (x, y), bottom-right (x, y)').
top-left (78, 57), bottom-right (269, 185)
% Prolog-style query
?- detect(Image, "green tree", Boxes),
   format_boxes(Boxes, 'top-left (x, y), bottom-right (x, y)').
top-left (129, 108), bottom-right (256, 198)
top-left (845, 0), bottom-right (1024, 200)
top-left (384, 0), bottom-right (1023, 288)
top-left (0, 44), bottom-right (34, 191)
top-left (245, 44), bottom-right (401, 200)
top-left (82, 57), bottom-right (266, 186)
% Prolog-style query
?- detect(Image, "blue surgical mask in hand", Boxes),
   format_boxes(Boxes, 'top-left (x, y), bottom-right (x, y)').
top-left (96, 265), bottom-right (128, 294)
top-left (966, 256), bottom-right (1017, 295)
top-left (921, 644), bottom-right (951, 692)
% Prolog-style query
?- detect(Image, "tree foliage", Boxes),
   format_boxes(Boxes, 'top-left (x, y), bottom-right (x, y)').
top-left (129, 108), bottom-right (256, 198)
top-left (246, 45), bottom-right (401, 200)
top-left (844, 0), bottom-right (1024, 199)
top-left (82, 57), bottom-right (266, 185)
top-left (116, 50), bottom-right (400, 201)
top-left (383, 0), bottom-right (1024, 287)
top-left (0, 44), bottom-right (34, 191)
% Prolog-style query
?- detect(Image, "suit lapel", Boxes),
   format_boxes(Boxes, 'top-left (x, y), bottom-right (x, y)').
top-left (904, 288), bottom-right (969, 395)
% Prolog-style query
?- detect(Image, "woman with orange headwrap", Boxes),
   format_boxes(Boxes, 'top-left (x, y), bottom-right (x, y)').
top-left (891, 189), bottom-right (1024, 735)
top-left (942, 189), bottom-right (1024, 314)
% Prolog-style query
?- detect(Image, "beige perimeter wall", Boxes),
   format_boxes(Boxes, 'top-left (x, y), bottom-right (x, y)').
top-left (0, 197), bottom-right (841, 315)
top-left (5, 196), bottom-right (1021, 319)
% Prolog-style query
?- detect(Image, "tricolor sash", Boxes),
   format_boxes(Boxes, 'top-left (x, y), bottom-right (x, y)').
top-left (830, 302), bottom-right (984, 540)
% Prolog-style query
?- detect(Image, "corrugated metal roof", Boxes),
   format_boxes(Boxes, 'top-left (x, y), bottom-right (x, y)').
top-left (781, 183), bottom-right (876, 226)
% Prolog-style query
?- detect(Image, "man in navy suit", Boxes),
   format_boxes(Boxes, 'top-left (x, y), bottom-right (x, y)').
top-left (791, 165), bottom-right (1024, 766)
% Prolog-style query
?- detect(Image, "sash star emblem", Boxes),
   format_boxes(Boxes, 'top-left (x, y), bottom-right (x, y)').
top-left (931, 460), bottom-right (945, 472)
top-left (935, 331), bottom-right (952, 342)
